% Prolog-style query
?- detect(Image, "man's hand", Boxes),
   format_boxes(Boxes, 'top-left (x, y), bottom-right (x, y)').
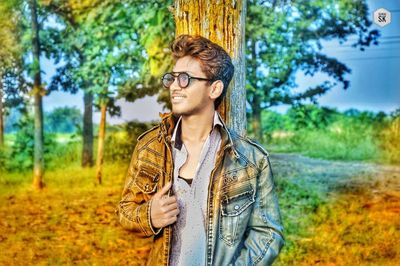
top-left (150, 182), bottom-right (180, 229)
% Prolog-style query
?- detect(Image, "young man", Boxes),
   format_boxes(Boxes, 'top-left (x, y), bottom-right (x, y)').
top-left (118, 35), bottom-right (284, 265)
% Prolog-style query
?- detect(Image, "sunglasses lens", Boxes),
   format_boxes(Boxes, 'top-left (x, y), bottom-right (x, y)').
top-left (178, 73), bottom-right (190, 88)
top-left (162, 73), bottom-right (175, 88)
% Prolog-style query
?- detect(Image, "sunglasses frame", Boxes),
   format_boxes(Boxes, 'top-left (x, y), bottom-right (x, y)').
top-left (161, 72), bottom-right (213, 89)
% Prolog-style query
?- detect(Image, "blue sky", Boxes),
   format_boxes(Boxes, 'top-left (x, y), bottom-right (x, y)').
top-left (41, 0), bottom-right (400, 124)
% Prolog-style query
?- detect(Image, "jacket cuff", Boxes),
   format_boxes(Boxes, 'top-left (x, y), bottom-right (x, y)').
top-left (134, 200), bottom-right (158, 236)
top-left (147, 199), bottom-right (162, 235)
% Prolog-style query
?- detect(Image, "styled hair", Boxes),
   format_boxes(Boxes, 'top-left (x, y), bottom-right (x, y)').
top-left (170, 35), bottom-right (234, 108)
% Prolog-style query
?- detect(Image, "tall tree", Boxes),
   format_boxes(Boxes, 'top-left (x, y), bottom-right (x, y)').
top-left (29, 0), bottom-right (45, 189)
top-left (71, 1), bottom-right (155, 184)
top-left (172, 0), bottom-right (247, 135)
top-left (42, 0), bottom-right (96, 167)
top-left (44, 1), bottom-right (166, 180)
top-left (246, 0), bottom-right (379, 140)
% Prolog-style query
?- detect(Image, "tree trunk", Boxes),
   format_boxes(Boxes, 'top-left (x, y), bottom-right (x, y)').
top-left (95, 103), bottom-right (107, 185)
top-left (29, 0), bottom-right (44, 189)
top-left (173, 0), bottom-right (247, 136)
top-left (82, 90), bottom-right (93, 167)
top-left (248, 38), bottom-right (263, 141)
top-left (0, 80), bottom-right (4, 146)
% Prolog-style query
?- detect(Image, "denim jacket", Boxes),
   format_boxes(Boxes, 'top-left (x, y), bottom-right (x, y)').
top-left (117, 112), bottom-right (284, 265)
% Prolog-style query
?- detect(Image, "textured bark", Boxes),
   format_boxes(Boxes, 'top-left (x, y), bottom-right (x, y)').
top-left (248, 38), bottom-right (263, 141)
top-left (29, 0), bottom-right (44, 189)
top-left (0, 80), bottom-right (4, 146)
top-left (82, 90), bottom-right (93, 167)
top-left (95, 103), bottom-right (107, 185)
top-left (173, 0), bottom-right (247, 136)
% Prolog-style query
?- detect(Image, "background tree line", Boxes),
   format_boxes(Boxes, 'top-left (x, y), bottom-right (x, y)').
top-left (2, 0), bottom-right (398, 190)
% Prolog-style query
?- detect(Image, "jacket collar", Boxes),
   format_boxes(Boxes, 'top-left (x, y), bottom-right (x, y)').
top-left (158, 112), bottom-right (240, 158)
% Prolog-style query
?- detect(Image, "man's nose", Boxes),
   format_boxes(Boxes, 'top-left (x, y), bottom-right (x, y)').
top-left (169, 77), bottom-right (182, 92)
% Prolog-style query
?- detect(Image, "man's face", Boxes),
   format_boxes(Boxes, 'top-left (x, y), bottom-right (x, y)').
top-left (170, 56), bottom-right (213, 116)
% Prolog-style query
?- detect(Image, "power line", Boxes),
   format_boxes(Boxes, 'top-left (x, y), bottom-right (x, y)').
top-left (323, 40), bottom-right (400, 48)
top-left (323, 48), bottom-right (400, 53)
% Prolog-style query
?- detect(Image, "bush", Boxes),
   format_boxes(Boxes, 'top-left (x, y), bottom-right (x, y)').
top-left (378, 114), bottom-right (400, 164)
top-left (5, 114), bottom-right (61, 172)
top-left (257, 106), bottom-right (393, 162)
top-left (105, 120), bottom-right (157, 162)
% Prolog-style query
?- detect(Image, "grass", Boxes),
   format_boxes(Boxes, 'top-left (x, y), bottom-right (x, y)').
top-left (271, 155), bottom-right (400, 265)
top-left (1, 133), bottom-right (399, 265)
top-left (267, 127), bottom-right (382, 163)
top-left (0, 162), bottom-right (152, 265)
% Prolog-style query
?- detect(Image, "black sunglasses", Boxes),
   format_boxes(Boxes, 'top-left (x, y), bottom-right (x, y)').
top-left (161, 72), bottom-right (213, 89)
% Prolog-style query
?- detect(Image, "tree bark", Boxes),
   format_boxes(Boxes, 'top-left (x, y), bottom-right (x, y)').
top-left (29, 0), bottom-right (44, 189)
top-left (0, 79), bottom-right (4, 146)
top-left (173, 0), bottom-right (247, 136)
top-left (95, 103), bottom-right (107, 185)
top-left (248, 38), bottom-right (263, 141)
top-left (82, 90), bottom-right (93, 167)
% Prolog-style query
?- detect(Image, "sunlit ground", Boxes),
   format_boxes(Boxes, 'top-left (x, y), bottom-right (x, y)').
top-left (0, 155), bottom-right (399, 265)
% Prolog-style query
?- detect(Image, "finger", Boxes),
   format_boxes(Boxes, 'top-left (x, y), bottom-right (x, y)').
top-left (163, 202), bottom-right (179, 212)
top-left (167, 208), bottom-right (180, 218)
top-left (164, 216), bottom-right (178, 226)
top-left (155, 182), bottom-right (172, 199)
top-left (162, 196), bottom-right (178, 206)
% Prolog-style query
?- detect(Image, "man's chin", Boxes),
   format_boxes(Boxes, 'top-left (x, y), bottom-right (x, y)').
top-left (172, 107), bottom-right (191, 116)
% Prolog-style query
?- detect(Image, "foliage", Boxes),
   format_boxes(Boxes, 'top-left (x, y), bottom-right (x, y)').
top-left (7, 114), bottom-right (34, 171)
top-left (4, 108), bottom-right (22, 133)
top-left (0, 0), bottom-right (22, 71)
top-left (256, 105), bottom-right (398, 163)
top-left (286, 105), bottom-right (339, 130)
top-left (0, 146), bottom-right (9, 172)
top-left (0, 0), bottom-right (27, 117)
top-left (378, 109), bottom-right (400, 164)
top-left (44, 106), bottom-right (82, 133)
top-left (43, 0), bottom-right (173, 114)
top-left (4, 113), bottom-right (61, 172)
top-left (105, 120), bottom-right (157, 162)
top-left (246, 0), bottom-right (379, 139)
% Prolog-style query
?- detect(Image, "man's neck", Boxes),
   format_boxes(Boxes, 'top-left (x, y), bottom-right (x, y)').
top-left (180, 108), bottom-right (215, 143)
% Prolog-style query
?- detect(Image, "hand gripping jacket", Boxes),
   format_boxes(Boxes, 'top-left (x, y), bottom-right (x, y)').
top-left (117, 113), bottom-right (284, 266)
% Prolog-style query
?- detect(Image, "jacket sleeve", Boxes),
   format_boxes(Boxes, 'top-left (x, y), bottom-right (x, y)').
top-left (116, 144), bottom-right (161, 237)
top-left (233, 155), bottom-right (284, 265)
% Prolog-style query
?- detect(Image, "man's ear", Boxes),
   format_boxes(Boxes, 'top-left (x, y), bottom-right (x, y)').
top-left (209, 80), bottom-right (224, 100)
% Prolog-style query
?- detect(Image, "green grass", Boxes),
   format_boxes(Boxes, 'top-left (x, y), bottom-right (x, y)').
top-left (267, 128), bottom-right (381, 162)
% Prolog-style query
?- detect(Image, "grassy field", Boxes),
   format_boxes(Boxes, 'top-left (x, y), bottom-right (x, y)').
top-left (0, 162), bottom-right (152, 265)
top-left (1, 154), bottom-right (399, 265)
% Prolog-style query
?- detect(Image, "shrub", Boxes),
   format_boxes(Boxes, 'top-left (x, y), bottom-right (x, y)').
top-left (105, 120), bottom-right (157, 162)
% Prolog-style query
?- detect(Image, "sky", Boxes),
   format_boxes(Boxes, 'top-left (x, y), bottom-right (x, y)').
top-left (41, 0), bottom-right (400, 124)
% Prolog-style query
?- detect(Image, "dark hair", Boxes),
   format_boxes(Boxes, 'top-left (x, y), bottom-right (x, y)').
top-left (170, 35), bottom-right (234, 108)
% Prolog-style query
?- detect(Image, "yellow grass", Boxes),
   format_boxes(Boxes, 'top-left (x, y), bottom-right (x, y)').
top-left (1, 158), bottom-right (399, 265)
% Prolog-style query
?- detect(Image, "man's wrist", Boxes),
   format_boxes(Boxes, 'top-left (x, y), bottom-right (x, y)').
top-left (148, 199), bottom-right (162, 235)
